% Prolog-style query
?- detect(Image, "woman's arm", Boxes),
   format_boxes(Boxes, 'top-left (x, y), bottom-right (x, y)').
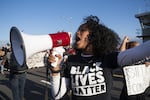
top-left (48, 48), bottom-right (70, 99)
top-left (117, 40), bottom-right (150, 67)
top-left (50, 73), bottom-right (70, 99)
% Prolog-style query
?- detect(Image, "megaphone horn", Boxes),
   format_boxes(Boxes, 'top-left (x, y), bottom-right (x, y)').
top-left (10, 26), bottom-right (71, 66)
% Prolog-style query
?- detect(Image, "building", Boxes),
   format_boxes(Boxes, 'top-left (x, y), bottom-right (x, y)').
top-left (135, 11), bottom-right (150, 42)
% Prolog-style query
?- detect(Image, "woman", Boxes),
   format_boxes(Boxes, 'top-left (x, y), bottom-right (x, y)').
top-left (48, 15), bottom-right (150, 100)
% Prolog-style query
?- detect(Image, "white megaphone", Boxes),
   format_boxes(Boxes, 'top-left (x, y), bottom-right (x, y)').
top-left (10, 26), bottom-right (71, 66)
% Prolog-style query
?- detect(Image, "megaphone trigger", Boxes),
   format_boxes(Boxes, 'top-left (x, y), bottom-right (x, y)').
top-left (51, 46), bottom-right (65, 67)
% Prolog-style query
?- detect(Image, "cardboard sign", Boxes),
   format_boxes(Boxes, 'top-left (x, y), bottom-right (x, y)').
top-left (123, 64), bottom-right (150, 95)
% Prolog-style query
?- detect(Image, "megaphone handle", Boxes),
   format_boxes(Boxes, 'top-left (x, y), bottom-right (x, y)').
top-left (51, 51), bottom-right (59, 67)
top-left (51, 47), bottom-right (65, 67)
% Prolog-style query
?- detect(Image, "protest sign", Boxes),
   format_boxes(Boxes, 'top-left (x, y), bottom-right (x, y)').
top-left (123, 64), bottom-right (150, 95)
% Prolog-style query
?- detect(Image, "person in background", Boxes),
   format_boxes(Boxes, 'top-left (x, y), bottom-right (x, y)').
top-left (119, 36), bottom-right (150, 100)
top-left (0, 48), bottom-right (5, 74)
top-left (1, 47), bottom-right (10, 71)
top-left (119, 36), bottom-right (140, 51)
top-left (48, 15), bottom-right (150, 100)
top-left (2, 47), bottom-right (28, 100)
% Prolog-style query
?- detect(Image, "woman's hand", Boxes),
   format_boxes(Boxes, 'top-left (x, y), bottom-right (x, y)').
top-left (47, 49), bottom-right (63, 76)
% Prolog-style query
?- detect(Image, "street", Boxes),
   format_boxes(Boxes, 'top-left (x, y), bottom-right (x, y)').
top-left (0, 67), bottom-right (123, 100)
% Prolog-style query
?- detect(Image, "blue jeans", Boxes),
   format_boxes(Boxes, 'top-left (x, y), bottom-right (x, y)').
top-left (9, 72), bottom-right (27, 100)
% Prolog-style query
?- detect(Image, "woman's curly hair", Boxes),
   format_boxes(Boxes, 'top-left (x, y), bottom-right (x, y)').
top-left (73, 15), bottom-right (120, 58)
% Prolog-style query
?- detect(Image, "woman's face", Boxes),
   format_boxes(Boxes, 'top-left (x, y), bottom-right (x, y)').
top-left (75, 30), bottom-right (90, 49)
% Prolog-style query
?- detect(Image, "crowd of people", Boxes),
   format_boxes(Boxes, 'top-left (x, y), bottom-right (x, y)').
top-left (0, 45), bottom-right (10, 74)
top-left (0, 15), bottom-right (150, 100)
top-left (0, 47), bottom-right (5, 74)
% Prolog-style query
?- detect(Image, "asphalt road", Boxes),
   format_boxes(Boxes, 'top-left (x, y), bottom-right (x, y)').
top-left (0, 67), bottom-right (124, 100)
top-left (0, 67), bottom-right (51, 100)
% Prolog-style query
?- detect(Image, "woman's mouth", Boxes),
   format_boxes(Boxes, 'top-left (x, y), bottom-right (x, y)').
top-left (76, 36), bottom-right (80, 42)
